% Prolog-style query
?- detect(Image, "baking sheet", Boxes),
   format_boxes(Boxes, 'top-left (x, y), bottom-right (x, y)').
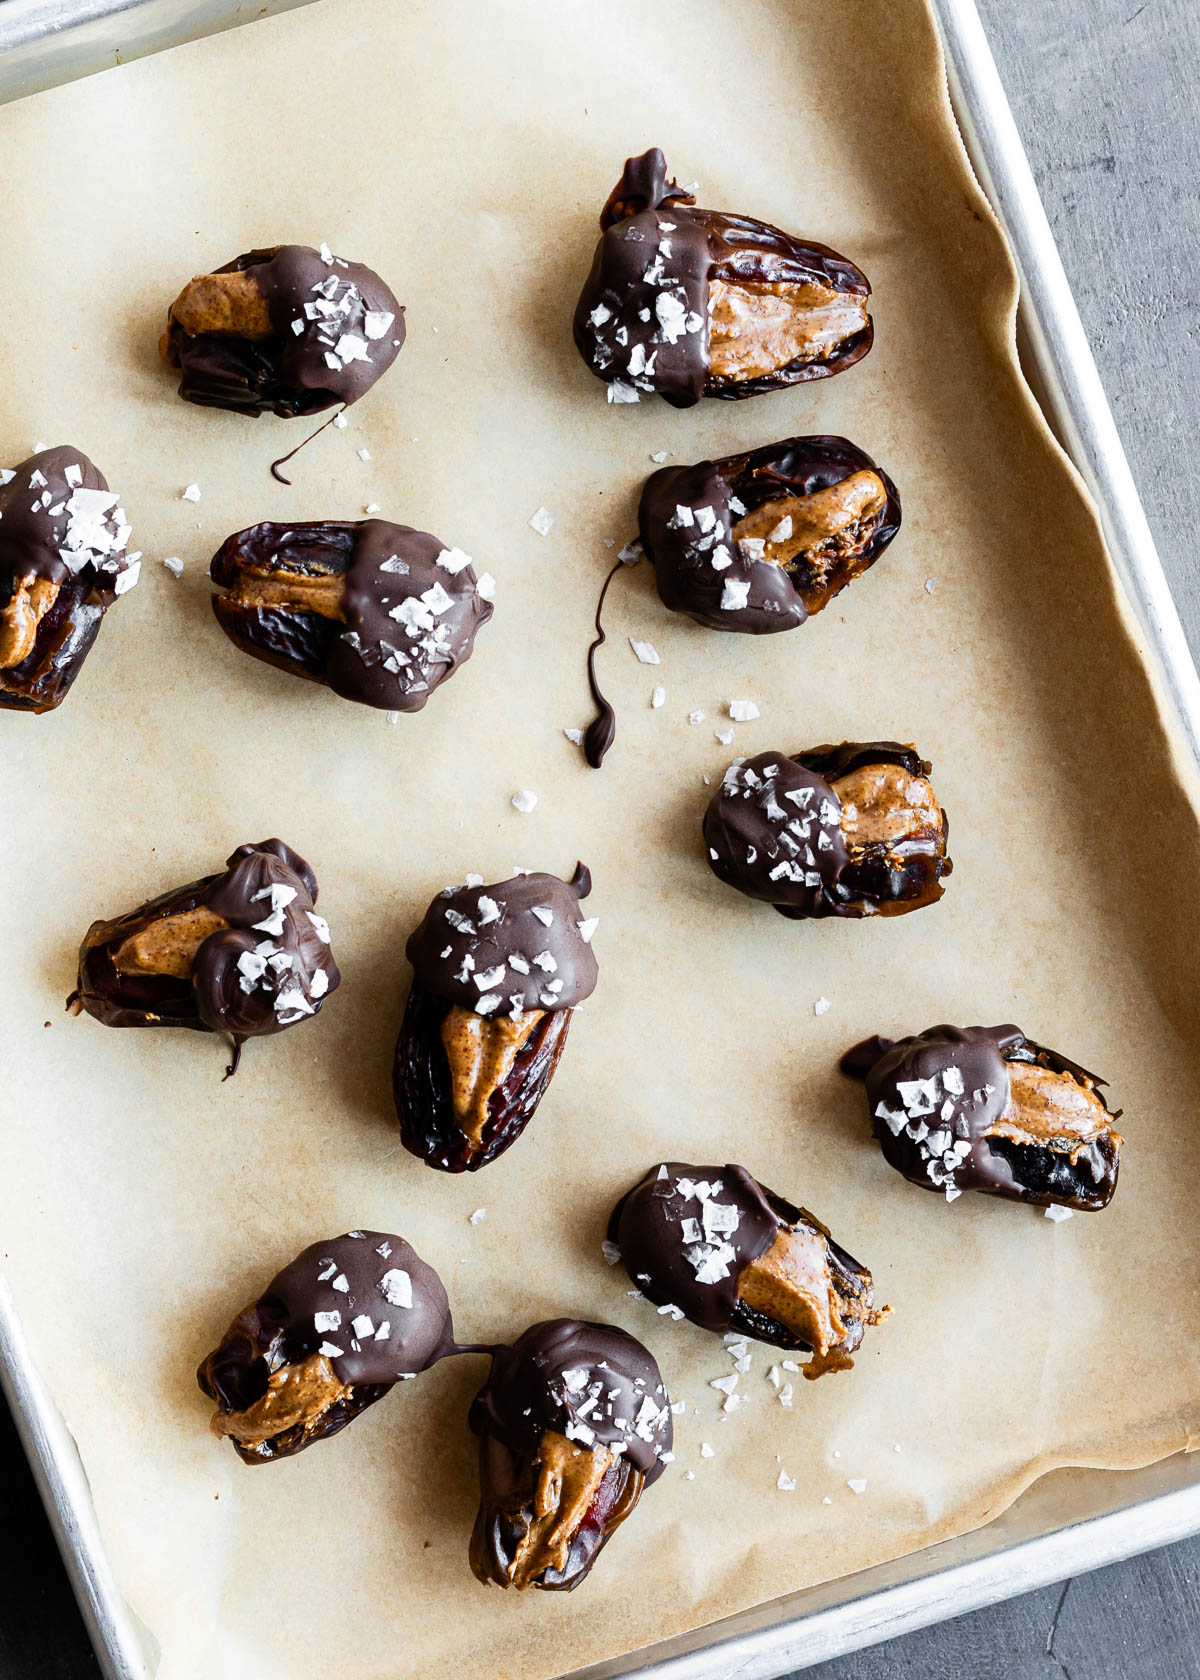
top-left (3, 2), bottom-right (1200, 1677)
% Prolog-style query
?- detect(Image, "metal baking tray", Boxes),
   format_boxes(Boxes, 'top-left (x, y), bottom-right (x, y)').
top-left (3, 0), bottom-right (1199, 1675)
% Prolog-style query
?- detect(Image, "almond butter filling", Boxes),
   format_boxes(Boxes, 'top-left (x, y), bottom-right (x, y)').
top-left (441, 1005), bottom-right (543, 1145)
top-left (708, 277), bottom-right (870, 383)
top-left (988, 1061), bottom-right (1123, 1159)
top-left (834, 762), bottom-right (945, 857)
top-left (508, 1431), bottom-right (614, 1588)
top-left (162, 270), bottom-right (273, 351)
top-left (0, 575), bottom-right (60, 670)
top-left (111, 906), bottom-right (228, 979)
top-left (219, 563), bottom-right (348, 621)
top-left (732, 471), bottom-right (887, 567)
top-left (737, 1224), bottom-right (854, 1378)
top-left (211, 1352), bottom-right (347, 1446)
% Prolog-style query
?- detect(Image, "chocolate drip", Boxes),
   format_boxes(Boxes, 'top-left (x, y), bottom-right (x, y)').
top-left (583, 557), bottom-right (625, 768)
top-left (269, 408), bottom-right (345, 483)
top-left (839, 1035), bottom-right (895, 1079)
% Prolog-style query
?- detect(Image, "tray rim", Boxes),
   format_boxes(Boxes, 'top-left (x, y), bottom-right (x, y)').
top-left (3, 0), bottom-right (1199, 1676)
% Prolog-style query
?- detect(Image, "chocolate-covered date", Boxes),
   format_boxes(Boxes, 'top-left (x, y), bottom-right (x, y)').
top-left (394, 867), bottom-right (597, 1171)
top-left (844, 1024), bottom-right (1124, 1209)
top-left (210, 519), bottom-right (493, 712)
top-left (704, 744), bottom-right (951, 919)
top-left (160, 244), bottom-right (403, 417)
top-left (573, 149), bottom-right (872, 407)
top-left (197, 1231), bottom-right (455, 1463)
top-left (469, 1320), bottom-right (671, 1591)
top-left (69, 838), bottom-right (339, 1074)
top-left (0, 446), bottom-right (139, 713)
top-left (639, 435), bottom-right (900, 634)
top-left (609, 1162), bottom-right (884, 1377)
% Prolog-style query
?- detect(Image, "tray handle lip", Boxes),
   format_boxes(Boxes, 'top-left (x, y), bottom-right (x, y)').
top-left (558, 1465), bottom-right (1200, 1679)
top-left (930, 0), bottom-right (1200, 780)
top-left (0, 1270), bottom-right (153, 1680)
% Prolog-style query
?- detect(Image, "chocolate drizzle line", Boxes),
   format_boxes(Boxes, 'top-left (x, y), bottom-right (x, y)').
top-left (269, 407), bottom-right (345, 484)
top-left (583, 557), bottom-right (627, 768)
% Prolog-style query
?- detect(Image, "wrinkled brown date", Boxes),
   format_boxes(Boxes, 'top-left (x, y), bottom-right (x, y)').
top-left (1, 569), bottom-right (105, 713)
top-left (845, 1024), bottom-right (1124, 1209)
top-left (704, 744), bottom-right (951, 920)
top-left (210, 520), bottom-right (352, 686)
top-left (471, 1426), bottom-right (644, 1591)
top-left (392, 980), bottom-right (573, 1172)
top-left (198, 1295), bottom-right (390, 1464)
top-left (197, 1230), bottom-right (456, 1464)
top-left (0, 446), bottom-right (138, 714)
top-left (573, 148), bottom-right (872, 407)
top-left (608, 1161), bottom-right (885, 1377)
top-left (209, 518), bottom-right (493, 712)
top-left (160, 244), bottom-right (404, 418)
top-left (68, 839), bottom-right (339, 1075)
top-left (638, 434), bottom-right (901, 634)
top-left (468, 1320), bottom-right (671, 1591)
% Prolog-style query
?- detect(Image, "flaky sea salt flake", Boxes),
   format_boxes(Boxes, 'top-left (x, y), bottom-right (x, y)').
top-left (528, 506), bottom-right (555, 536)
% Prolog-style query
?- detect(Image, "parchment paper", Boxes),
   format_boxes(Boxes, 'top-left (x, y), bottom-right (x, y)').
top-left (3, 3), bottom-right (1200, 1676)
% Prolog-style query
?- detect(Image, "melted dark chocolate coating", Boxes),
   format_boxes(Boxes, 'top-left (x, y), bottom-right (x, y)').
top-left (0, 446), bottom-right (138, 712)
top-left (71, 839), bottom-right (339, 1065)
top-left (573, 149), bottom-right (872, 407)
top-left (608, 1161), bottom-right (878, 1365)
top-left (470, 1319), bottom-right (672, 1482)
top-left (163, 244), bottom-right (403, 417)
top-left (609, 1163), bottom-right (778, 1331)
top-left (845, 1024), bottom-right (1122, 1209)
top-left (406, 864), bottom-right (598, 1013)
top-left (638, 436), bottom-right (900, 634)
top-left (197, 1231), bottom-right (455, 1463)
top-left (703, 744), bottom-right (950, 919)
top-left (210, 519), bottom-right (493, 711)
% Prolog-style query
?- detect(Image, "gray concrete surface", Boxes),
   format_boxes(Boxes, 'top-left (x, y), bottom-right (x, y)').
top-left (0, 2), bottom-right (1197, 1676)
